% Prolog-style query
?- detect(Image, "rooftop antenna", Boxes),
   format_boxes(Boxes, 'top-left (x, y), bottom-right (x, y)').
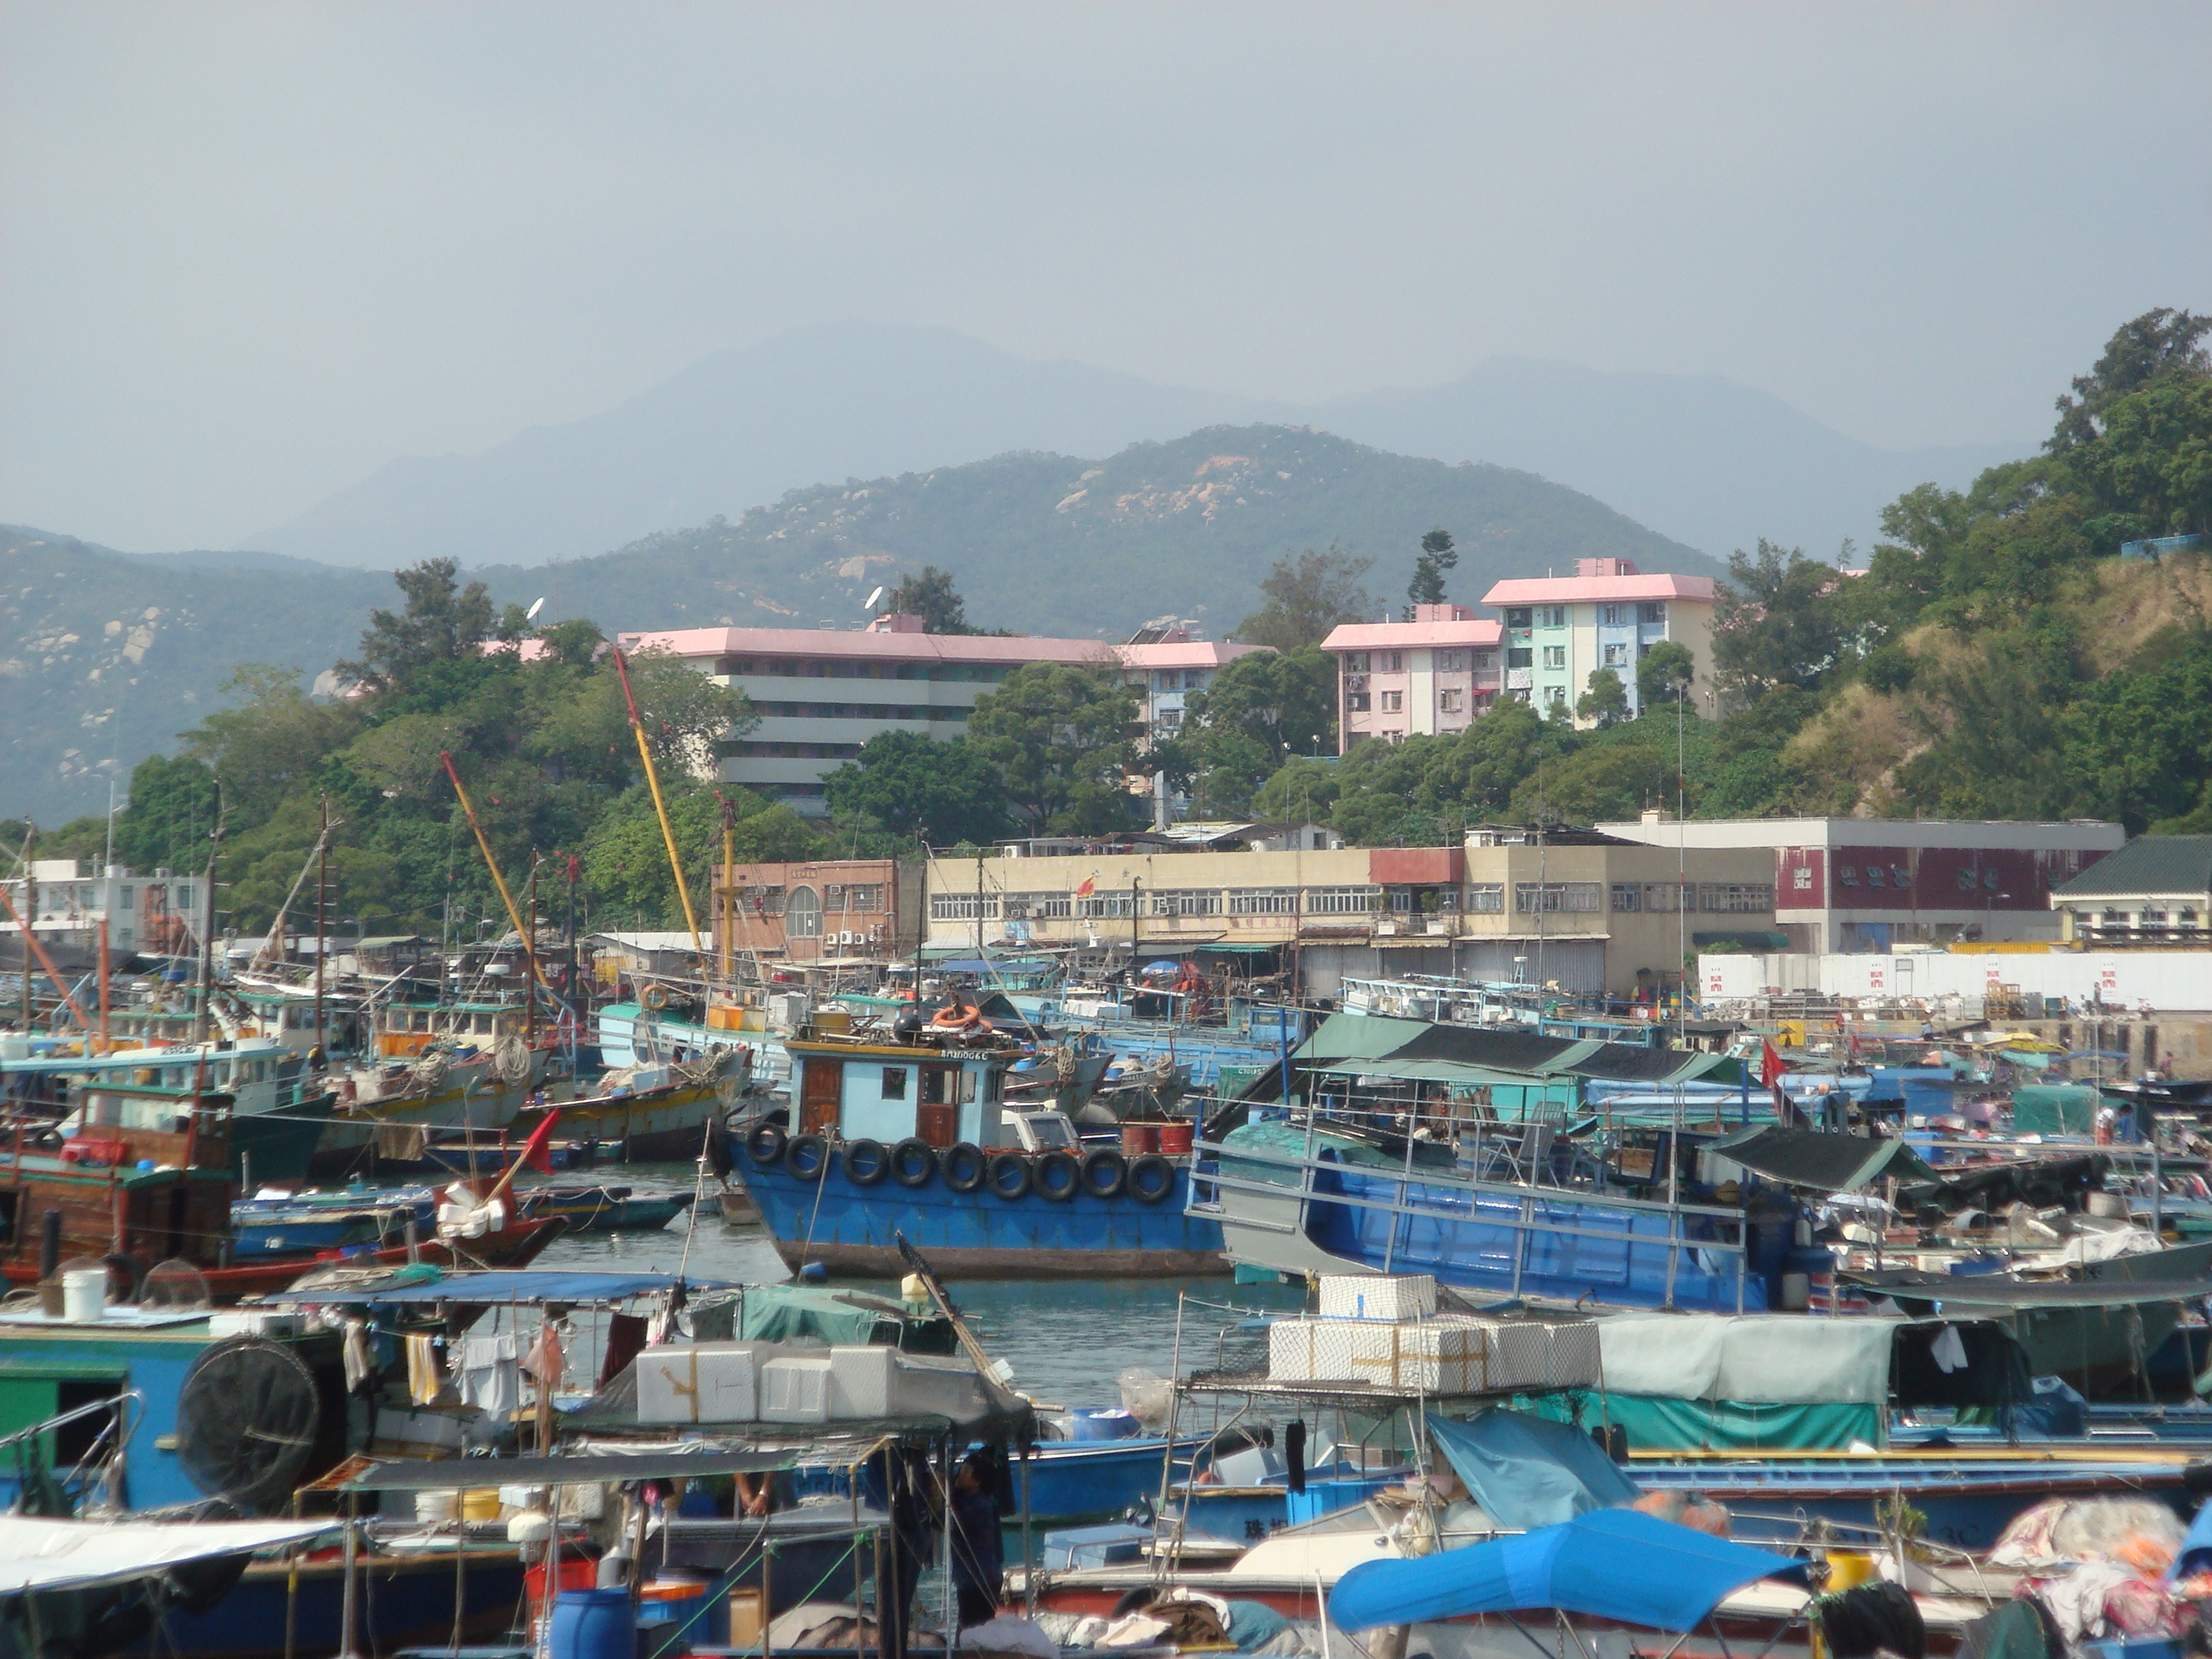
top-left (525, 596), bottom-right (546, 622)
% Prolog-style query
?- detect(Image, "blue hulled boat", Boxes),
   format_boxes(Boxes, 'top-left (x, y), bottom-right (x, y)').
top-left (735, 1028), bottom-right (1225, 1277)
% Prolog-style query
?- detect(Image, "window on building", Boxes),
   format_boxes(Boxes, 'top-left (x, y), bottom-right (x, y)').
top-left (1639, 602), bottom-right (1666, 623)
top-left (1465, 884), bottom-right (1505, 913)
top-left (1077, 892), bottom-right (1134, 918)
top-left (1601, 643), bottom-right (1627, 667)
top-left (1515, 882), bottom-right (1602, 913)
top-left (1380, 690), bottom-right (1403, 712)
top-left (1793, 867), bottom-right (1813, 890)
top-left (1228, 888), bottom-right (1298, 916)
top-left (1982, 867), bottom-right (2001, 890)
top-left (1150, 889), bottom-right (1222, 917)
top-left (1382, 652), bottom-right (1404, 671)
top-left (1610, 883), bottom-right (1643, 912)
top-left (1435, 651), bottom-right (1461, 672)
top-left (1472, 650), bottom-right (1496, 670)
top-left (1864, 866), bottom-right (1886, 887)
top-left (785, 886), bottom-right (823, 937)
top-left (1343, 652), bottom-right (1370, 673)
top-left (1538, 605), bottom-right (1568, 628)
top-left (1643, 882), bottom-right (1682, 912)
top-left (176, 885), bottom-right (194, 908)
top-left (1507, 647), bottom-right (1532, 669)
top-left (1700, 884), bottom-right (1775, 914)
top-left (1304, 886), bottom-right (1382, 915)
top-left (1438, 689), bottom-right (1462, 713)
top-left (1345, 693), bottom-right (1371, 712)
top-left (1838, 866), bottom-right (1860, 888)
top-left (1004, 891), bottom-right (1071, 920)
top-left (1541, 646), bottom-right (1566, 670)
top-left (1543, 684), bottom-right (1567, 705)
top-left (1505, 607), bottom-right (1532, 630)
top-left (846, 884), bottom-right (886, 912)
top-left (929, 893), bottom-right (1002, 922)
top-left (1891, 865), bottom-right (1912, 888)
top-left (118, 886), bottom-right (133, 911)
top-left (1155, 708), bottom-right (1183, 729)
top-left (1600, 604), bottom-right (1627, 626)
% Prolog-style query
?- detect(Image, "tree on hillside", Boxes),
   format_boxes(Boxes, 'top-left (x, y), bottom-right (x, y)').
top-left (1235, 546), bottom-right (1377, 651)
top-left (886, 566), bottom-right (977, 634)
top-left (1712, 541), bottom-right (1849, 700)
top-left (1406, 529), bottom-right (1458, 611)
top-left (1636, 640), bottom-right (1695, 707)
top-left (2050, 308), bottom-right (2211, 455)
top-left (822, 731), bottom-right (1012, 846)
top-left (1184, 647), bottom-right (1338, 766)
top-left (1576, 668), bottom-right (1629, 728)
top-left (182, 665), bottom-right (367, 822)
top-left (966, 662), bottom-right (1141, 834)
top-left (337, 558), bottom-right (497, 693)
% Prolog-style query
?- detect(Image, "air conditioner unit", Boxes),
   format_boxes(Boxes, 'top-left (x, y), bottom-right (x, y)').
top-left (838, 930), bottom-right (855, 947)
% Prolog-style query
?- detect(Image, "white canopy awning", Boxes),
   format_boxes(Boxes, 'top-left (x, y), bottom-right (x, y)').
top-left (0, 1515), bottom-right (336, 1593)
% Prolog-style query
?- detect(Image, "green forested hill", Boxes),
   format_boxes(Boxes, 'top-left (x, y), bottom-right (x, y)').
top-left (5, 426), bottom-right (1704, 822)
top-left (477, 424), bottom-right (1710, 640)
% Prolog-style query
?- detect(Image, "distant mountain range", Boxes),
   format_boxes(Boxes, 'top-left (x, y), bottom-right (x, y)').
top-left (249, 322), bottom-right (2024, 570)
top-left (3, 424), bottom-right (1700, 823)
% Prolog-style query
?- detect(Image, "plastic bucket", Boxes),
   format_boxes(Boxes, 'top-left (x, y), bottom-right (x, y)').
top-left (549, 1586), bottom-right (634, 1659)
top-left (62, 1268), bottom-right (106, 1322)
top-left (461, 1488), bottom-right (501, 1521)
top-left (525, 1555), bottom-right (600, 1619)
top-left (1119, 1122), bottom-right (1158, 1156)
top-left (1158, 1121), bottom-right (1195, 1156)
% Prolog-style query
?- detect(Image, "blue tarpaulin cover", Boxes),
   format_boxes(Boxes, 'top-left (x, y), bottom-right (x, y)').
top-left (1428, 1410), bottom-right (1641, 1530)
top-left (2171, 1500), bottom-right (2212, 1582)
top-left (269, 1269), bottom-right (734, 1305)
top-left (1329, 1510), bottom-right (1810, 1634)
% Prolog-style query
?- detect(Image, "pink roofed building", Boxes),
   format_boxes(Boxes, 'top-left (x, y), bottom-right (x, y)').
top-left (1318, 604), bottom-right (1505, 749)
top-left (1479, 558), bottom-right (1719, 725)
top-left (619, 613), bottom-right (1262, 818)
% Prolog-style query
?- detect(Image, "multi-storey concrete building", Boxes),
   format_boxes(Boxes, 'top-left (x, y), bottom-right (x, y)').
top-left (1319, 604), bottom-right (1504, 749)
top-left (2, 860), bottom-right (203, 964)
top-left (619, 615), bottom-right (1261, 819)
top-left (922, 828), bottom-right (1776, 998)
top-left (1597, 815), bottom-right (2125, 952)
top-left (1480, 559), bottom-right (1718, 722)
top-left (713, 857), bottom-right (925, 968)
top-left (1120, 622), bottom-right (1267, 823)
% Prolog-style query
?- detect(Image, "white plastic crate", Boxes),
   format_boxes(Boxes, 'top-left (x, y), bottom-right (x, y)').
top-left (1317, 1274), bottom-right (1436, 1321)
top-left (636, 1343), bottom-right (766, 1425)
top-left (759, 1355), bottom-right (835, 1424)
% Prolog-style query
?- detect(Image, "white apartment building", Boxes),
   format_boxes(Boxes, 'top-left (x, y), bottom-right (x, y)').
top-left (2, 861), bottom-right (204, 960)
top-left (1319, 604), bottom-right (1505, 750)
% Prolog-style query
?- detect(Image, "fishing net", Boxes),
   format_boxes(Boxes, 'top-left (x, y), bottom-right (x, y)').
top-left (176, 1338), bottom-right (321, 1513)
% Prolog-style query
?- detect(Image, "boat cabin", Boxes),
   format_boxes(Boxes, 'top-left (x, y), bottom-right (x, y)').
top-left (1, 1082), bottom-right (237, 1272)
top-left (787, 1036), bottom-right (1019, 1147)
top-left (373, 999), bottom-right (528, 1059)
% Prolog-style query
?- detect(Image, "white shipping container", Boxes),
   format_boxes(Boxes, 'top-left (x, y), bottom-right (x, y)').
top-left (760, 1355), bottom-right (835, 1424)
top-left (1317, 1274), bottom-right (1437, 1321)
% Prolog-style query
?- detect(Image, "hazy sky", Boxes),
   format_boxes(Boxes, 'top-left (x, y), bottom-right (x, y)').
top-left (5, 2), bottom-right (2208, 552)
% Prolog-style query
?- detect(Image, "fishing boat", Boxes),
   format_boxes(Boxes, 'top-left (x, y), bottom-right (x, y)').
top-left (735, 1022), bottom-right (1225, 1278)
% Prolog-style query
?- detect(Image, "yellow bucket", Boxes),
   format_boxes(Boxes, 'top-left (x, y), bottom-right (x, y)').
top-left (1824, 1551), bottom-right (1878, 1591)
top-left (462, 1489), bottom-right (501, 1522)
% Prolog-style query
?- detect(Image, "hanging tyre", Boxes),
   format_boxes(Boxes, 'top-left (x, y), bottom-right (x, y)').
top-left (746, 1123), bottom-right (787, 1168)
top-left (841, 1138), bottom-right (890, 1187)
top-left (942, 1143), bottom-right (987, 1193)
top-left (1127, 1153), bottom-right (1176, 1203)
top-left (889, 1139), bottom-right (939, 1188)
top-left (1080, 1148), bottom-right (1127, 1199)
top-left (787, 1133), bottom-right (829, 1178)
top-left (986, 1152), bottom-right (1032, 1200)
top-left (1033, 1150), bottom-right (1080, 1202)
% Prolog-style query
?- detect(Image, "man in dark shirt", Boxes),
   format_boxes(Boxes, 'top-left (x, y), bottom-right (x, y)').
top-left (948, 1450), bottom-right (1004, 1631)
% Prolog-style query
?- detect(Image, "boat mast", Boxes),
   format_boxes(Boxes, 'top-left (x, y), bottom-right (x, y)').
top-left (192, 781), bottom-right (224, 1045)
top-left (610, 647), bottom-right (703, 955)
top-left (18, 821), bottom-right (32, 1031)
top-left (524, 856), bottom-right (539, 1046)
top-left (437, 750), bottom-right (554, 1006)
top-left (314, 793), bottom-right (329, 1052)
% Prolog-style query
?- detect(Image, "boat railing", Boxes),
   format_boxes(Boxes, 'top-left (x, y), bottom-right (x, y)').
top-left (1190, 1131), bottom-right (1752, 1311)
top-left (0, 1387), bottom-right (146, 1504)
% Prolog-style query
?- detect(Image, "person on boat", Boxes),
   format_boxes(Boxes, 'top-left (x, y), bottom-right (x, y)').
top-left (948, 1449), bottom-right (1004, 1631)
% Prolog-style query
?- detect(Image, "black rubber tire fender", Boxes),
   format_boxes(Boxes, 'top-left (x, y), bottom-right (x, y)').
top-left (745, 1122), bottom-right (788, 1168)
top-left (786, 1133), bottom-right (829, 1179)
top-left (888, 1139), bottom-right (939, 1189)
top-left (1033, 1149), bottom-right (1080, 1202)
top-left (1127, 1153), bottom-right (1176, 1203)
top-left (986, 1151), bottom-right (1032, 1201)
top-left (840, 1138), bottom-right (890, 1187)
top-left (1080, 1148), bottom-right (1127, 1200)
top-left (941, 1143), bottom-right (987, 1193)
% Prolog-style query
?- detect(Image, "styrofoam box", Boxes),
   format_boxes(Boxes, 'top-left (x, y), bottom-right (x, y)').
top-left (830, 1345), bottom-right (897, 1417)
top-left (1317, 1274), bottom-right (1436, 1321)
top-left (759, 1355), bottom-right (835, 1424)
top-left (637, 1343), bottom-right (766, 1425)
top-left (209, 1309), bottom-right (304, 1339)
top-left (1268, 1315), bottom-right (1601, 1393)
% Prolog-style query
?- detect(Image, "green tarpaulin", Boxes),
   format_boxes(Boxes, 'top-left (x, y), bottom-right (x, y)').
top-left (1704, 1126), bottom-right (1939, 1193)
top-left (2013, 1084), bottom-right (2097, 1136)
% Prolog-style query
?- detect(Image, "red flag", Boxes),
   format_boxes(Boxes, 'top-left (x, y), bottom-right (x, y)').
top-left (1759, 1039), bottom-right (1786, 1089)
top-left (518, 1109), bottom-right (560, 1175)
top-left (1074, 876), bottom-right (1096, 898)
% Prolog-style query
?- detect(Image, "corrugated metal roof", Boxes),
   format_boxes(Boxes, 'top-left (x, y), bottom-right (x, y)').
top-left (2053, 835), bottom-right (2212, 897)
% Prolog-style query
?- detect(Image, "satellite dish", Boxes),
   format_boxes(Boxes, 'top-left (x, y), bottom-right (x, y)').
top-left (525, 596), bottom-right (546, 621)
top-left (863, 586), bottom-right (886, 612)
top-left (177, 1338), bottom-right (321, 1513)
